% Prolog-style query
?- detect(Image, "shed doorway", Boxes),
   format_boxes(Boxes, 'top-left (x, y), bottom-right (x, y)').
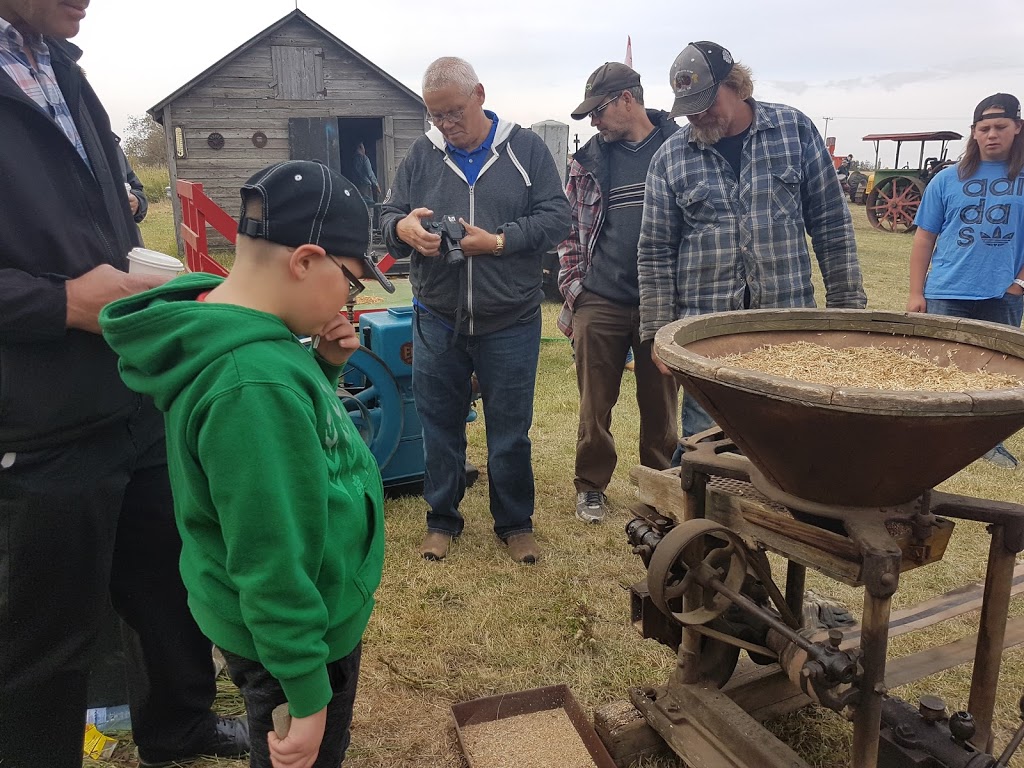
top-left (287, 116), bottom-right (391, 200)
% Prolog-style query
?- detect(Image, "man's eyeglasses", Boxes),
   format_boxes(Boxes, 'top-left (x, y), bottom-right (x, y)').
top-left (328, 256), bottom-right (365, 300)
top-left (588, 94), bottom-right (622, 120)
top-left (428, 108), bottom-right (466, 127)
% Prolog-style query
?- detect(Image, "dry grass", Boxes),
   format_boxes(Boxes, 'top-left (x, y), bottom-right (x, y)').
top-left (83, 205), bottom-right (1024, 767)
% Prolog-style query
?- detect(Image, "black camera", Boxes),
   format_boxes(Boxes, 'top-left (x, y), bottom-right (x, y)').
top-left (422, 215), bottom-right (466, 267)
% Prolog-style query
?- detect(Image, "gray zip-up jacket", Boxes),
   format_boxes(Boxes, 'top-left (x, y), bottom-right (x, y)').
top-left (381, 118), bottom-right (570, 336)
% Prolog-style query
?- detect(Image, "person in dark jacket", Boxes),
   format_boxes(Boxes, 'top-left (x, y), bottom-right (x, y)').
top-left (116, 139), bottom-right (149, 223)
top-left (380, 56), bottom-right (570, 564)
top-left (0, 1), bottom-right (248, 765)
top-left (558, 63), bottom-right (680, 524)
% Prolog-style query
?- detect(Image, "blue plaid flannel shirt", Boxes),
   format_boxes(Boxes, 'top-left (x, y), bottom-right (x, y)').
top-left (638, 100), bottom-right (865, 341)
top-left (0, 17), bottom-right (88, 166)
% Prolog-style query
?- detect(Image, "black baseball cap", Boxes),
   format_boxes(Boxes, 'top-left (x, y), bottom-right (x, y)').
top-left (238, 160), bottom-right (395, 293)
top-left (973, 93), bottom-right (1021, 125)
top-left (668, 41), bottom-right (735, 118)
top-left (571, 62), bottom-right (642, 120)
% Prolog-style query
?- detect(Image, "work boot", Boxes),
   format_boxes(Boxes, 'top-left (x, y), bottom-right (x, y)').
top-left (418, 531), bottom-right (452, 561)
top-left (575, 490), bottom-right (608, 523)
top-left (138, 716), bottom-right (250, 767)
top-left (505, 532), bottom-right (540, 564)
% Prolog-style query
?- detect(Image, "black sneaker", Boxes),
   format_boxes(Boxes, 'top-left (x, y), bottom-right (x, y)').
top-left (575, 490), bottom-right (608, 523)
top-left (138, 715), bottom-right (250, 767)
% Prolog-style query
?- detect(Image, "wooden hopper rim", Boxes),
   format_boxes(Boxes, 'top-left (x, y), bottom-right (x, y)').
top-left (654, 309), bottom-right (1024, 417)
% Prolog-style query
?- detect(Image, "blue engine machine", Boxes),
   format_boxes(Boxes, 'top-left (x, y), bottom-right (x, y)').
top-left (340, 306), bottom-right (478, 491)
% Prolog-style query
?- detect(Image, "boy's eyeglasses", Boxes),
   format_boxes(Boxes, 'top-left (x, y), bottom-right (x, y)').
top-left (588, 94), bottom-right (621, 120)
top-left (328, 256), bottom-right (365, 299)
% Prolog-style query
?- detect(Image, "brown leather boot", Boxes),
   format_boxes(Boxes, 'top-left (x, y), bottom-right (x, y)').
top-left (418, 531), bottom-right (452, 561)
top-left (505, 532), bottom-right (540, 564)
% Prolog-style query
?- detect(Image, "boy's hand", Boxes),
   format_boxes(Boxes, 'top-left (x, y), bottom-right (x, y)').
top-left (905, 294), bottom-right (927, 313)
top-left (313, 313), bottom-right (360, 366)
top-left (267, 706), bottom-right (326, 768)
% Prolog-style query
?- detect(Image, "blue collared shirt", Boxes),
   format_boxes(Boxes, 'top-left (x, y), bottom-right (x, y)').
top-left (446, 110), bottom-right (498, 186)
top-left (0, 17), bottom-right (88, 165)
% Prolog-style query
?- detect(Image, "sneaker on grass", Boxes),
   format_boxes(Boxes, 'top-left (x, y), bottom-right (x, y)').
top-left (983, 444), bottom-right (1018, 469)
top-left (576, 490), bottom-right (608, 523)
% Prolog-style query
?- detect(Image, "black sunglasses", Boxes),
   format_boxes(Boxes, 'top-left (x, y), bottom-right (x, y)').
top-left (327, 256), bottom-right (365, 299)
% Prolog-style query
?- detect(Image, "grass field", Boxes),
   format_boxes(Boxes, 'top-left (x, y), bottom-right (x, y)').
top-left (87, 200), bottom-right (1024, 767)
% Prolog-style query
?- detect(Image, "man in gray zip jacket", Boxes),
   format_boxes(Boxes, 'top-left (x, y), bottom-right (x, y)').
top-left (381, 56), bottom-right (570, 564)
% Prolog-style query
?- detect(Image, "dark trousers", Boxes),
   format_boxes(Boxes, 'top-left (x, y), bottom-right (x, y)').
top-left (0, 402), bottom-right (216, 768)
top-left (571, 291), bottom-right (678, 492)
top-left (413, 307), bottom-right (541, 539)
top-left (222, 644), bottom-right (361, 768)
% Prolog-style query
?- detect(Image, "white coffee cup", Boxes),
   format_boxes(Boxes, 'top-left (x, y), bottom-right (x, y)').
top-left (127, 248), bottom-right (185, 277)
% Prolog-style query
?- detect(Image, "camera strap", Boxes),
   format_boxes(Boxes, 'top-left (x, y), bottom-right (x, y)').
top-left (412, 262), bottom-right (470, 357)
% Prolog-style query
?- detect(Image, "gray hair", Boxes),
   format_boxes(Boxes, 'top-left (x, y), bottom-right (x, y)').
top-left (422, 57), bottom-right (480, 95)
top-left (626, 85), bottom-right (644, 105)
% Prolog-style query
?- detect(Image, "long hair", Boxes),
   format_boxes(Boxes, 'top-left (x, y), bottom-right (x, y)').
top-left (720, 62), bottom-right (754, 101)
top-left (958, 120), bottom-right (1024, 181)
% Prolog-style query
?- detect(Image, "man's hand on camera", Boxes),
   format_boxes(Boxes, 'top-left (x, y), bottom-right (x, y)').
top-left (457, 218), bottom-right (499, 257)
top-left (396, 207), bottom-right (441, 257)
top-left (66, 264), bottom-right (171, 334)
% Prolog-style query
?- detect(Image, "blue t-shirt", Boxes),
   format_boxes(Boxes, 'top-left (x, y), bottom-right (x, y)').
top-left (914, 161), bottom-right (1024, 299)
top-left (446, 110), bottom-right (498, 186)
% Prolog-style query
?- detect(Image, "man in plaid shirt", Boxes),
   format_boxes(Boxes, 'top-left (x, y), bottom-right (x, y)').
top-left (639, 41), bottom-right (866, 438)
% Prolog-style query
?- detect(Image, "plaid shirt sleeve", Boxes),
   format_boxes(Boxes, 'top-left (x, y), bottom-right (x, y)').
top-left (637, 144), bottom-right (682, 341)
top-left (797, 114), bottom-right (867, 309)
top-left (556, 159), bottom-right (599, 338)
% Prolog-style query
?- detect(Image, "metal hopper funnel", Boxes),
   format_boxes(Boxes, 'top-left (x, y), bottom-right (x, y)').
top-left (654, 309), bottom-right (1024, 508)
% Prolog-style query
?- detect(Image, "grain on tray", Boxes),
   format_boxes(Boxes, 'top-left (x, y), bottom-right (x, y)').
top-left (716, 341), bottom-right (1022, 391)
top-left (354, 295), bottom-right (385, 305)
top-left (459, 708), bottom-right (597, 768)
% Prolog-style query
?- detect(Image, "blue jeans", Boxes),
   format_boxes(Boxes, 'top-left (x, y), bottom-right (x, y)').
top-left (929, 294), bottom-right (1024, 327)
top-left (670, 393), bottom-right (718, 466)
top-left (925, 294), bottom-right (1024, 327)
top-left (413, 307), bottom-right (541, 540)
top-left (927, 293), bottom-right (1023, 459)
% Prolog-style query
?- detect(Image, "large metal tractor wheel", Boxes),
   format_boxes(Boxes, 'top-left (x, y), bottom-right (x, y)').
top-left (866, 175), bottom-right (924, 233)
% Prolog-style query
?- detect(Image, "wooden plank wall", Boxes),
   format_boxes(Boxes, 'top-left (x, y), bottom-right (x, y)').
top-left (165, 17), bottom-right (425, 251)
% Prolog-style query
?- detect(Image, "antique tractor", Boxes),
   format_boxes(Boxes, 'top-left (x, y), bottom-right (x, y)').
top-left (861, 131), bottom-right (962, 233)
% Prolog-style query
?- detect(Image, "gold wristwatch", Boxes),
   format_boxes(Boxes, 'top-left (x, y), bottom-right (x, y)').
top-left (494, 232), bottom-right (505, 255)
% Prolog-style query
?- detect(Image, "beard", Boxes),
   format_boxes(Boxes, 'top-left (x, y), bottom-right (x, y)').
top-left (688, 114), bottom-right (729, 145)
top-left (688, 120), bottom-right (729, 145)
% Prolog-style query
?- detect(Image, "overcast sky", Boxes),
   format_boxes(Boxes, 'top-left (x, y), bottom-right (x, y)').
top-left (75, 0), bottom-right (1024, 168)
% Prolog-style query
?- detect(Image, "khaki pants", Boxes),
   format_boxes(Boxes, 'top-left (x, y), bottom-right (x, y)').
top-left (572, 290), bottom-right (679, 493)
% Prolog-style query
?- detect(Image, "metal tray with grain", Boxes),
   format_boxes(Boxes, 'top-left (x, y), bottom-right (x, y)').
top-left (451, 684), bottom-right (617, 768)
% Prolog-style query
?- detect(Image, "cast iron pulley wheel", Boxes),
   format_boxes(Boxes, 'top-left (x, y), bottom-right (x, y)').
top-left (647, 518), bottom-right (749, 626)
top-left (337, 346), bottom-right (403, 470)
top-left (866, 176), bottom-right (924, 233)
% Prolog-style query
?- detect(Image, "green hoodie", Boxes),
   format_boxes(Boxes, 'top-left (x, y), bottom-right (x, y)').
top-left (100, 272), bottom-right (385, 718)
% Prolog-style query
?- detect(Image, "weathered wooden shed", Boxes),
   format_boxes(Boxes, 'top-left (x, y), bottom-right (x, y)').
top-left (148, 9), bottom-right (426, 246)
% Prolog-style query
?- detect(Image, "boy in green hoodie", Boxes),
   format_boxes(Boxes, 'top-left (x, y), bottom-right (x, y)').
top-left (101, 160), bottom-right (395, 768)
